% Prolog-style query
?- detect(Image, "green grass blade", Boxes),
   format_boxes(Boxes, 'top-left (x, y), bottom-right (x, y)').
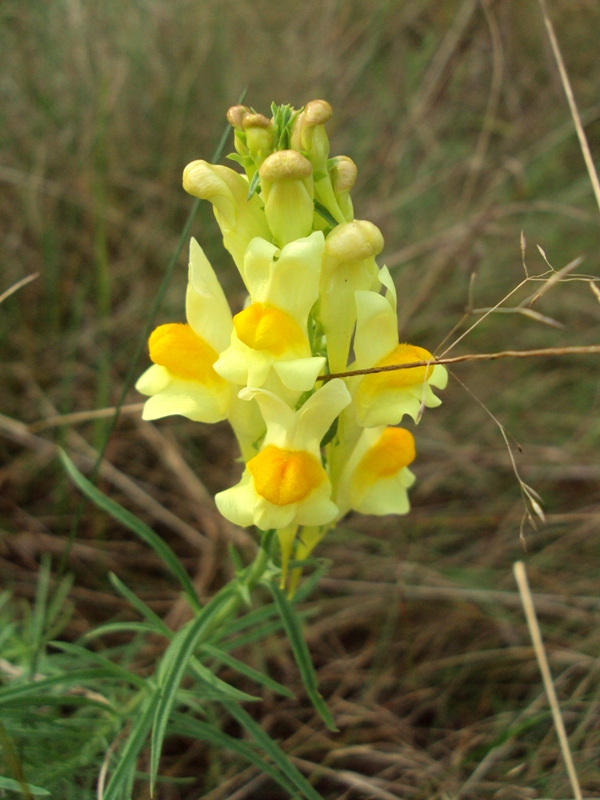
top-left (102, 692), bottom-right (158, 800)
top-left (59, 450), bottom-right (200, 611)
top-left (224, 702), bottom-right (325, 800)
top-left (200, 643), bottom-right (295, 698)
top-left (169, 713), bottom-right (300, 798)
top-left (270, 583), bottom-right (337, 732)
top-left (0, 776), bottom-right (50, 797)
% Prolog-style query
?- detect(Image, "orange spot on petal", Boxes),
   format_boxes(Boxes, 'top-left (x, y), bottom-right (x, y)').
top-left (354, 427), bottom-right (415, 490)
top-left (248, 445), bottom-right (325, 506)
top-left (358, 343), bottom-right (434, 401)
top-left (233, 303), bottom-right (308, 357)
top-left (149, 323), bottom-right (225, 387)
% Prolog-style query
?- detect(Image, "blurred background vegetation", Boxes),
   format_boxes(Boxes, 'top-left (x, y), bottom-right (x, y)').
top-left (1, 0), bottom-right (600, 797)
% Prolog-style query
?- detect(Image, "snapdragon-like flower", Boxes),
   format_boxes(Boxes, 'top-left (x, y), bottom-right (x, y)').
top-left (215, 379), bottom-right (351, 532)
top-left (136, 238), bottom-right (234, 424)
top-left (351, 268), bottom-right (448, 426)
top-left (214, 231), bottom-right (326, 392)
top-left (182, 161), bottom-right (271, 280)
top-left (335, 425), bottom-right (416, 517)
top-left (137, 99), bottom-right (450, 594)
top-left (319, 220), bottom-right (384, 373)
top-left (135, 239), bottom-right (264, 460)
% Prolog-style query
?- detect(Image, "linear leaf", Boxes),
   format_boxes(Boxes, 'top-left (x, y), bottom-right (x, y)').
top-left (108, 573), bottom-right (171, 634)
top-left (83, 621), bottom-right (160, 641)
top-left (59, 450), bottom-right (200, 612)
top-left (201, 643), bottom-right (295, 698)
top-left (49, 641), bottom-right (147, 689)
top-left (169, 713), bottom-right (300, 798)
top-left (102, 692), bottom-right (158, 800)
top-left (0, 668), bottom-right (117, 706)
top-left (150, 588), bottom-right (254, 794)
top-left (270, 583), bottom-right (337, 732)
top-left (0, 776), bottom-right (50, 796)
top-left (225, 702), bottom-right (325, 800)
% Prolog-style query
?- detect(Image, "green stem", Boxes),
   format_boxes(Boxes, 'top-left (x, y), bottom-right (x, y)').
top-left (195, 529), bottom-right (275, 645)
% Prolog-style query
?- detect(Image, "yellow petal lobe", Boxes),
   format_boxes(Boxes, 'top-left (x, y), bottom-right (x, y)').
top-left (248, 445), bottom-right (325, 506)
top-left (358, 344), bottom-right (435, 400)
top-left (149, 323), bottom-right (225, 387)
top-left (233, 303), bottom-right (309, 357)
top-left (353, 428), bottom-right (415, 490)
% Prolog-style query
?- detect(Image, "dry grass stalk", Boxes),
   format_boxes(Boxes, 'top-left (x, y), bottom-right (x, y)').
top-left (514, 560), bottom-right (583, 800)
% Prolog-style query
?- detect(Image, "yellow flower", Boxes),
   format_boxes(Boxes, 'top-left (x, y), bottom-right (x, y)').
top-left (182, 161), bottom-right (271, 280)
top-left (136, 238), bottom-right (234, 424)
top-left (214, 232), bottom-right (326, 392)
top-left (351, 268), bottom-right (448, 426)
top-left (335, 426), bottom-right (416, 517)
top-left (258, 151), bottom-right (315, 247)
top-left (215, 379), bottom-right (351, 531)
top-left (319, 220), bottom-right (384, 373)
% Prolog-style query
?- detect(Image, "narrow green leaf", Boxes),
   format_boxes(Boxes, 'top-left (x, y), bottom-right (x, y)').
top-left (313, 200), bottom-right (338, 228)
top-left (187, 657), bottom-right (259, 703)
top-left (247, 169), bottom-right (261, 199)
top-left (0, 694), bottom-right (113, 710)
top-left (108, 573), bottom-right (171, 635)
top-left (201, 643), bottom-right (295, 698)
top-left (169, 713), bottom-right (300, 798)
top-left (49, 641), bottom-right (147, 689)
top-left (270, 583), bottom-right (337, 731)
top-left (0, 668), bottom-right (117, 706)
top-left (102, 692), bottom-right (158, 800)
top-left (84, 621), bottom-right (160, 641)
top-left (225, 702), bottom-right (325, 800)
top-left (150, 589), bottom-right (252, 794)
top-left (59, 450), bottom-right (201, 612)
top-left (0, 776), bottom-right (50, 796)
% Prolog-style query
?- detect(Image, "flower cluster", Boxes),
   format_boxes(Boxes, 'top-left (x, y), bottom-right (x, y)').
top-left (136, 101), bottom-right (447, 590)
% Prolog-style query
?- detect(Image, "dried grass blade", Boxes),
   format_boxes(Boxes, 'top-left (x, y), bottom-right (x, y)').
top-left (513, 561), bottom-right (583, 800)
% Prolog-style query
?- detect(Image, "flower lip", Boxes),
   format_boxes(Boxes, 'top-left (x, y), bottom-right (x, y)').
top-left (148, 323), bottom-right (225, 387)
top-left (360, 344), bottom-right (435, 394)
top-left (247, 445), bottom-right (326, 506)
top-left (353, 427), bottom-right (416, 491)
top-left (233, 302), bottom-right (308, 357)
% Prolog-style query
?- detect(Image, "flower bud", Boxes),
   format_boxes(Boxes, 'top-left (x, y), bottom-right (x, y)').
top-left (291, 100), bottom-right (333, 160)
top-left (242, 113), bottom-right (274, 167)
top-left (227, 105), bottom-right (251, 157)
top-left (183, 160), bottom-right (271, 280)
top-left (227, 105), bottom-right (250, 130)
top-left (291, 100), bottom-right (345, 226)
top-left (323, 219), bottom-right (383, 265)
top-left (258, 150), bottom-right (314, 247)
top-left (320, 220), bottom-right (385, 373)
top-left (330, 156), bottom-right (357, 222)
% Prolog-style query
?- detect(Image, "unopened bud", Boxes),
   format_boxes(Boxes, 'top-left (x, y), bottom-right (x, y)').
top-left (320, 220), bottom-right (384, 373)
top-left (330, 156), bottom-right (357, 222)
top-left (324, 219), bottom-right (383, 264)
top-left (291, 100), bottom-right (333, 153)
top-left (227, 105), bottom-right (250, 130)
top-left (242, 113), bottom-right (274, 166)
top-left (330, 156), bottom-right (357, 195)
top-left (259, 151), bottom-right (314, 246)
top-left (183, 160), bottom-right (270, 280)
